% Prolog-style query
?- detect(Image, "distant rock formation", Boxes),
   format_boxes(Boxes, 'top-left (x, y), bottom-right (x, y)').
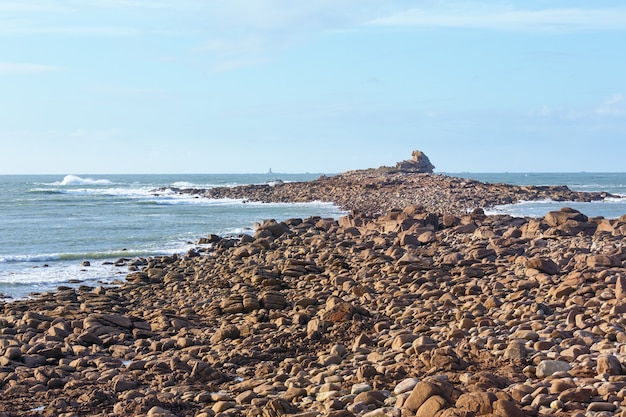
top-left (395, 150), bottom-right (435, 173)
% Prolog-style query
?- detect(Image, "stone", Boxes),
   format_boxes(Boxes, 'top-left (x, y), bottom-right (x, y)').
top-left (353, 390), bottom-right (387, 406)
top-left (391, 333), bottom-right (418, 349)
top-left (351, 383), bottom-right (372, 395)
top-left (236, 390), bottom-right (257, 405)
top-left (394, 378), bottom-right (419, 395)
top-left (147, 407), bottom-right (176, 417)
top-left (597, 354), bottom-right (623, 375)
top-left (526, 257), bottom-right (559, 275)
top-left (503, 341), bottom-right (527, 360)
top-left (536, 360), bottom-right (571, 378)
top-left (455, 392), bottom-right (496, 414)
top-left (113, 378), bottom-right (137, 393)
top-left (416, 395), bottom-right (447, 417)
top-left (212, 401), bottom-right (236, 413)
top-left (492, 399), bottom-right (524, 417)
top-left (587, 255), bottom-right (619, 268)
top-left (210, 325), bottom-right (240, 343)
top-left (587, 402), bottom-right (617, 412)
top-left (544, 208), bottom-right (587, 226)
top-left (558, 387), bottom-right (593, 403)
top-left (404, 381), bottom-right (441, 411)
top-left (412, 335), bottom-right (437, 353)
top-left (3, 347), bottom-right (22, 361)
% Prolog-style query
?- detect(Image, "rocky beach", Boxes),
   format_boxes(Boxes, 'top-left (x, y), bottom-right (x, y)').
top-left (2, 153), bottom-right (626, 417)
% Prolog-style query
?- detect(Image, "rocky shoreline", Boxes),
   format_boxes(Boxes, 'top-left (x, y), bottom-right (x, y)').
top-left (2, 164), bottom-right (626, 417)
top-left (167, 170), bottom-right (614, 216)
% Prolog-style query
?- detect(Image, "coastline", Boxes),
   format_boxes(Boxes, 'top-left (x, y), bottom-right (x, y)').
top-left (1, 169), bottom-right (626, 416)
top-left (169, 170), bottom-right (618, 216)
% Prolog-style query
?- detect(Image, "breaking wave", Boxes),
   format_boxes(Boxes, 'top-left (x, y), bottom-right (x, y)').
top-left (55, 175), bottom-right (113, 186)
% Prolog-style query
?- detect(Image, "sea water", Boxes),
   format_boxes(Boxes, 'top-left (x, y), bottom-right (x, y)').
top-left (450, 172), bottom-right (626, 219)
top-left (0, 173), bottom-right (344, 299)
top-left (1, 172), bottom-right (625, 300)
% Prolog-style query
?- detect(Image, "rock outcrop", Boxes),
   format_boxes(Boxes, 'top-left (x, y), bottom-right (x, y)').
top-left (395, 150), bottom-right (435, 173)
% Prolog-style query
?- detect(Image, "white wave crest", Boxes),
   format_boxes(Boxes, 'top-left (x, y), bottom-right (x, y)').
top-left (485, 198), bottom-right (626, 219)
top-left (56, 175), bottom-right (113, 186)
top-left (171, 181), bottom-right (196, 188)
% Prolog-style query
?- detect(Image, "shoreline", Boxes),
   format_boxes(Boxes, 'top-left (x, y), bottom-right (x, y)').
top-left (1, 169), bottom-right (626, 416)
top-left (168, 170), bottom-right (619, 217)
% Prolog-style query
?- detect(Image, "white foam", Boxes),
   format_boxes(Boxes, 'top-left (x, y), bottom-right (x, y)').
top-left (171, 181), bottom-right (196, 188)
top-left (221, 227), bottom-right (254, 236)
top-left (0, 253), bottom-right (62, 263)
top-left (485, 198), bottom-right (626, 219)
top-left (55, 175), bottom-right (113, 186)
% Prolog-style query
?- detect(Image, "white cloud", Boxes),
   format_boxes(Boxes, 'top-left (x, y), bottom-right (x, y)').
top-left (69, 128), bottom-right (123, 142)
top-left (595, 94), bottom-right (626, 117)
top-left (528, 95), bottom-right (626, 120)
top-left (0, 2), bottom-right (68, 12)
top-left (529, 105), bottom-right (552, 117)
top-left (195, 1), bottom-right (394, 71)
top-left (368, 4), bottom-right (626, 32)
top-left (0, 0), bottom-right (196, 37)
top-left (6, 1), bottom-right (625, 74)
top-left (0, 62), bottom-right (61, 74)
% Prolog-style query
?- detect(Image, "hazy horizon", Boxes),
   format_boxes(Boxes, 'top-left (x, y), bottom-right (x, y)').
top-left (2, 1), bottom-right (625, 174)
top-left (2, 170), bottom-right (626, 177)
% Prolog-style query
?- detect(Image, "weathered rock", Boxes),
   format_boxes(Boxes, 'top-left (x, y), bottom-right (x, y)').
top-left (597, 354), bottom-right (623, 375)
top-left (395, 150), bottom-right (435, 173)
top-left (526, 256), bottom-right (559, 275)
top-left (404, 381), bottom-right (442, 411)
top-left (536, 360), bottom-right (571, 378)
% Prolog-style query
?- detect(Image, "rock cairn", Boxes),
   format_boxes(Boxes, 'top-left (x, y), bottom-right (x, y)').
top-left (1, 203), bottom-right (626, 416)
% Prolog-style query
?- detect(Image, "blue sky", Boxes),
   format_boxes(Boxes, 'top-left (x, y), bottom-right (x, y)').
top-left (1, 1), bottom-right (625, 174)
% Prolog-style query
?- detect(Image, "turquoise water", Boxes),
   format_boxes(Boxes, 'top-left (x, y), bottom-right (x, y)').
top-left (0, 174), bottom-right (344, 299)
top-left (1, 172), bottom-right (625, 300)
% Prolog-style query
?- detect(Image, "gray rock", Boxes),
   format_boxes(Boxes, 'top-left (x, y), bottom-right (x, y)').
top-left (536, 360), bottom-right (571, 378)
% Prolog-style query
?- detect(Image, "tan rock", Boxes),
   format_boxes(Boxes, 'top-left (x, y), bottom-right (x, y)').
top-left (456, 391), bottom-right (496, 414)
top-left (597, 354), bottom-right (623, 375)
top-left (416, 395), bottom-right (448, 417)
top-left (404, 381), bottom-right (441, 411)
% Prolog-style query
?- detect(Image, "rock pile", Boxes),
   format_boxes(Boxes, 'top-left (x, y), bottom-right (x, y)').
top-left (1, 201), bottom-right (626, 416)
top-left (167, 167), bottom-right (615, 217)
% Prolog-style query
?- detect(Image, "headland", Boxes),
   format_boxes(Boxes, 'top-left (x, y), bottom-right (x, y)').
top-left (1, 152), bottom-right (626, 417)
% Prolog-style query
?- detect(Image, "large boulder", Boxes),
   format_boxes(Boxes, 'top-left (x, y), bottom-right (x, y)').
top-left (396, 150), bottom-right (435, 173)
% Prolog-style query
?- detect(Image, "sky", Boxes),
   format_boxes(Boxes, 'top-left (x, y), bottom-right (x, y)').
top-left (1, 0), bottom-right (625, 174)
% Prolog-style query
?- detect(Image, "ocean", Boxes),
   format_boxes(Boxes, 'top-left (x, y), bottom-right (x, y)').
top-left (0, 174), bottom-right (344, 300)
top-left (450, 172), bottom-right (626, 218)
top-left (1, 172), bottom-right (625, 300)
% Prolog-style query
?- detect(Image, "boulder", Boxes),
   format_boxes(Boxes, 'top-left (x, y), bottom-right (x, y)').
top-left (396, 150), bottom-right (435, 173)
